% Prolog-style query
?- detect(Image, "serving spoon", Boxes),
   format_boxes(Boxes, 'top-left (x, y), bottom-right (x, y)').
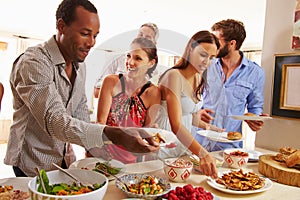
top-left (52, 163), bottom-right (94, 189)
top-left (94, 168), bottom-right (130, 192)
top-left (34, 167), bottom-right (47, 194)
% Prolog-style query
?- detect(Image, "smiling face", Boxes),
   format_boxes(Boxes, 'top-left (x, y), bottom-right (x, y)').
top-left (57, 6), bottom-right (100, 63)
top-left (189, 42), bottom-right (218, 73)
top-left (126, 43), bottom-right (155, 79)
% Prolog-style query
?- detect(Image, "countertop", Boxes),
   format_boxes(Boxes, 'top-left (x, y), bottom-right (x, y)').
top-left (103, 147), bottom-right (300, 200)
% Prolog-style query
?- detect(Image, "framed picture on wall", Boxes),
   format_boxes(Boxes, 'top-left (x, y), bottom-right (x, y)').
top-left (292, 0), bottom-right (300, 49)
top-left (272, 53), bottom-right (300, 119)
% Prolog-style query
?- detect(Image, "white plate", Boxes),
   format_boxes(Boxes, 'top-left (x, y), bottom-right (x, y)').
top-left (69, 157), bottom-right (125, 181)
top-left (245, 149), bottom-right (263, 162)
top-left (0, 177), bottom-right (31, 199)
top-left (207, 172), bottom-right (273, 194)
top-left (125, 159), bottom-right (163, 174)
top-left (142, 128), bottom-right (177, 144)
top-left (197, 130), bottom-right (244, 143)
top-left (229, 115), bottom-right (272, 121)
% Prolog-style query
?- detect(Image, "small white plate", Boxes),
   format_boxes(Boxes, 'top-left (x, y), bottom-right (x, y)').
top-left (142, 128), bottom-right (177, 144)
top-left (69, 157), bottom-right (125, 181)
top-left (125, 159), bottom-right (163, 174)
top-left (207, 172), bottom-right (273, 194)
top-left (246, 149), bottom-right (263, 162)
top-left (229, 115), bottom-right (272, 121)
top-left (197, 130), bottom-right (244, 143)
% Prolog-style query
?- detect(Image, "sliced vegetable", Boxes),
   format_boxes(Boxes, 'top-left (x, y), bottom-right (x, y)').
top-left (93, 161), bottom-right (121, 176)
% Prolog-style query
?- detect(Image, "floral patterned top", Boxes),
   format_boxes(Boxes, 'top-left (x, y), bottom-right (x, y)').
top-left (105, 74), bottom-right (151, 163)
top-left (107, 75), bottom-right (150, 127)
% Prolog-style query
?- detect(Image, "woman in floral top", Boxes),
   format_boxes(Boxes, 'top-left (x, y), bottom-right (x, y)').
top-left (95, 37), bottom-right (161, 163)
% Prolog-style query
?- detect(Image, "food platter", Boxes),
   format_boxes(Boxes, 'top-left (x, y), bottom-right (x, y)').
top-left (197, 130), bottom-right (244, 143)
top-left (0, 177), bottom-right (31, 199)
top-left (69, 157), bottom-right (125, 181)
top-left (116, 174), bottom-right (171, 200)
top-left (0, 177), bottom-right (31, 191)
top-left (207, 171), bottom-right (273, 194)
top-left (228, 115), bottom-right (272, 121)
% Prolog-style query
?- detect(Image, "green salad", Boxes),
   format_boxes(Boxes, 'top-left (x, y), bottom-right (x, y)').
top-left (37, 169), bottom-right (105, 195)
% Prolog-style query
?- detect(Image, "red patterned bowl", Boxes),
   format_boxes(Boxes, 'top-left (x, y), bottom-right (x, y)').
top-left (163, 158), bottom-right (193, 183)
top-left (223, 148), bottom-right (249, 169)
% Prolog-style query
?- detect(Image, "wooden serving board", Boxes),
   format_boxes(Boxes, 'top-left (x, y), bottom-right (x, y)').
top-left (258, 154), bottom-right (300, 187)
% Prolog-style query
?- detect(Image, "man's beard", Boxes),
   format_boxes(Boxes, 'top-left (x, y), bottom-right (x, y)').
top-left (217, 43), bottom-right (229, 58)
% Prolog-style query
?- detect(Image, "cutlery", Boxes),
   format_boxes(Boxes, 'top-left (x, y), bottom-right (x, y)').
top-left (34, 167), bottom-right (47, 194)
top-left (94, 168), bottom-right (130, 192)
top-left (52, 163), bottom-right (94, 189)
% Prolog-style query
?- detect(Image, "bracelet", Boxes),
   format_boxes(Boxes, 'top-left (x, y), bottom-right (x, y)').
top-left (197, 149), bottom-right (209, 159)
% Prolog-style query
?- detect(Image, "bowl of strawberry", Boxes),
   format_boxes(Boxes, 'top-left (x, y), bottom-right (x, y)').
top-left (162, 184), bottom-right (215, 200)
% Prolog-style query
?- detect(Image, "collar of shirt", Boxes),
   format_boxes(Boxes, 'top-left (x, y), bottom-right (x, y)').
top-left (46, 36), bottom-right (80, 71)
top-left (214, 51), bottom-right (249, 83)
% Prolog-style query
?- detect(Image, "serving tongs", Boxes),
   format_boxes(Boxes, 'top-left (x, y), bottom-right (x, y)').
top-left (52, 163), bottom-right (94, 189)
top-left (34, 167), bottom-right (47, 194)
top-left (95, 167), bottom-right (130, 192)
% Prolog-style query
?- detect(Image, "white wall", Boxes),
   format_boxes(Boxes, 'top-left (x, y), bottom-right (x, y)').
top-left (256, 0), bottom-right (300, 150)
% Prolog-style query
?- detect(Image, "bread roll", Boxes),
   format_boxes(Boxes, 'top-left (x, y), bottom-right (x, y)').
top-left (286, 150), bottom-right (300, 167)
top-left (227, 131), bottom-right (242, 140)
top-left (244, 113), bottom-right (256, 116)
top-left (153, 132), bottom-right (166, 143)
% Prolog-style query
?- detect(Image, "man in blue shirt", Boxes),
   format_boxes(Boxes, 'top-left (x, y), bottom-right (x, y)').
top-left (196, 19), bottom-right (266, 151)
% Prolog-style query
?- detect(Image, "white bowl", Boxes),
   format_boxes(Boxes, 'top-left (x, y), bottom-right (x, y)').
top-left (163, 158), bottom-right (193, 183)
top-left (28, 168), bottom-right (108, 200)
top-left (223, 148), bottom-right (249, 169)
top-left (115, 174), bottom-right (171, 200)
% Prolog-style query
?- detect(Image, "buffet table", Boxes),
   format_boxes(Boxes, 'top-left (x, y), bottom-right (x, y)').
top-left (103, 147), bottom-right (300, 199)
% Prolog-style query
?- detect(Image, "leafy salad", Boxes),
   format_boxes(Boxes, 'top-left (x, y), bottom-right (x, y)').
top-left (37, 169), bottom-right (105, 195)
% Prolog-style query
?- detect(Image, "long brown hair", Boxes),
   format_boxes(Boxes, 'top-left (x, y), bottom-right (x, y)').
top-left (159, 30), bottom-right (220, 101)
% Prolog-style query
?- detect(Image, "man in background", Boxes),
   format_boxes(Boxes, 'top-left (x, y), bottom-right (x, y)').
top-left (196, 19), bottom-right (266, 151)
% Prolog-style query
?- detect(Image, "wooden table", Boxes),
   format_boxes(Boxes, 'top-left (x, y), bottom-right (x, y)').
top-left (103, 147), bottom-right (300, 199)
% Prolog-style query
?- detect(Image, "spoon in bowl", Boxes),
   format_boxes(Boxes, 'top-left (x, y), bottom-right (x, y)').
top-left (34, 167), bottom-right (47, 194)
top-left (52, 163), bottom-right (94, 189)
top-left (94, 168), bottom-right (130, 192)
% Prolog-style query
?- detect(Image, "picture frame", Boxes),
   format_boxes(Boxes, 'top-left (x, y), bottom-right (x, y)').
top-left (272, 53), bottom-right (300, 119)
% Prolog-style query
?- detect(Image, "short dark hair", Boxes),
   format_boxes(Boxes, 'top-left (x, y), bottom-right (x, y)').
top-left (56, 0), bottom-right (97, 26)
top-left (211, 19), bottom-right (246, 50)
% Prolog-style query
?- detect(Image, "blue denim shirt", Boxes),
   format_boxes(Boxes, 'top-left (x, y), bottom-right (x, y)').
top-left (196, 51), bottom-right (265, 151)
